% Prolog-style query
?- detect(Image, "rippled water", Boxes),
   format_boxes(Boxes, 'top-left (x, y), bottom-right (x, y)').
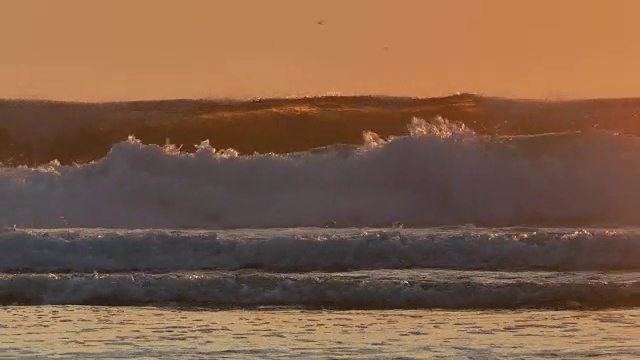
top-left (0, 307), bottom-right (637, 359)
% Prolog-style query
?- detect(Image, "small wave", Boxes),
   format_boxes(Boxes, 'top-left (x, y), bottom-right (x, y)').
top-left (1, 270), bottom-right (638, 309)
top-left (2, 228), bottom-right (639, 273)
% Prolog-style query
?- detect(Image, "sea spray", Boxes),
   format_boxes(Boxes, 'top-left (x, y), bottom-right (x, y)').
top-left (0, 117), bottom-right (639, 228)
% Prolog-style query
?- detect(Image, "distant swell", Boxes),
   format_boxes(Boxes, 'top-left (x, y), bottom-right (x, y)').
top-left (1, 270), bottom-right (638, 309)
top-left (2, 116), bottom-right (640, 228)
top-left (2, 94), bottom-right (640, 166)
top-left (2, 228), bottom-right (639, 273)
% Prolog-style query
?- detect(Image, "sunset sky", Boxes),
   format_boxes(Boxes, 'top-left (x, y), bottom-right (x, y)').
top-left (3, 0), bottom-right (640, 101)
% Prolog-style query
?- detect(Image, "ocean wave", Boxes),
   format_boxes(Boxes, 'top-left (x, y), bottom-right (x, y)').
top-left (1, 116), bottom-right (640, 228)
top-left (1, 270), bottom-right (638, 309)
top-left (2, 228), bottom-right (639, 273)
top-left (1, 94), bottom-right (639, 166)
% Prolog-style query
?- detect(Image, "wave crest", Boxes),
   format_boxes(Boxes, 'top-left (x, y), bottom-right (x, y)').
top-left (2, 228), bottom-right (639, 273)
top-left (1, 117), bottom-right (639, 228)
top-left (2, 270), bottom-right (638, 309)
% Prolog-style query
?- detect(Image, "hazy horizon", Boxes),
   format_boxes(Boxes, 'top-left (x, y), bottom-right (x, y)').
top-left (4, 0), bottom-right (640, 101)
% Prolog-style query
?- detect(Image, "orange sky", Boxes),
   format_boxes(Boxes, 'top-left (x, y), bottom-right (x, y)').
top-left (2, 0), bottom-right (640, 101)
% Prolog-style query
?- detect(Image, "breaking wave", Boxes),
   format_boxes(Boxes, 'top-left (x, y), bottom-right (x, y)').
top-left (1, 116), bottom-right (640, 228)
top-left (1, 228), bottom-right (639, 273)
top-left (1, 270), bottom-right (638, 309)
top-left (3, 96), bottom-right (640, 311)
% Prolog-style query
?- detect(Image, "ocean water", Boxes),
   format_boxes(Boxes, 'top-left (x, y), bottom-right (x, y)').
top-left (2, 306), bottom-right (638, 359)
top-left (1, 96), bottom-right (639, 358)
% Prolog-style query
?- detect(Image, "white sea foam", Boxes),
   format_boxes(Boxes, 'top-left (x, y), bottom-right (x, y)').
top-left (1, 117), bottom-right (640, 229)
top-left (1, 228), bottom-right (639, 273)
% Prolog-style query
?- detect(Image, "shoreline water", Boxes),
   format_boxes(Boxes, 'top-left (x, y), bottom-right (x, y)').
top-left (2, 306), bottom-right (638, 359)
